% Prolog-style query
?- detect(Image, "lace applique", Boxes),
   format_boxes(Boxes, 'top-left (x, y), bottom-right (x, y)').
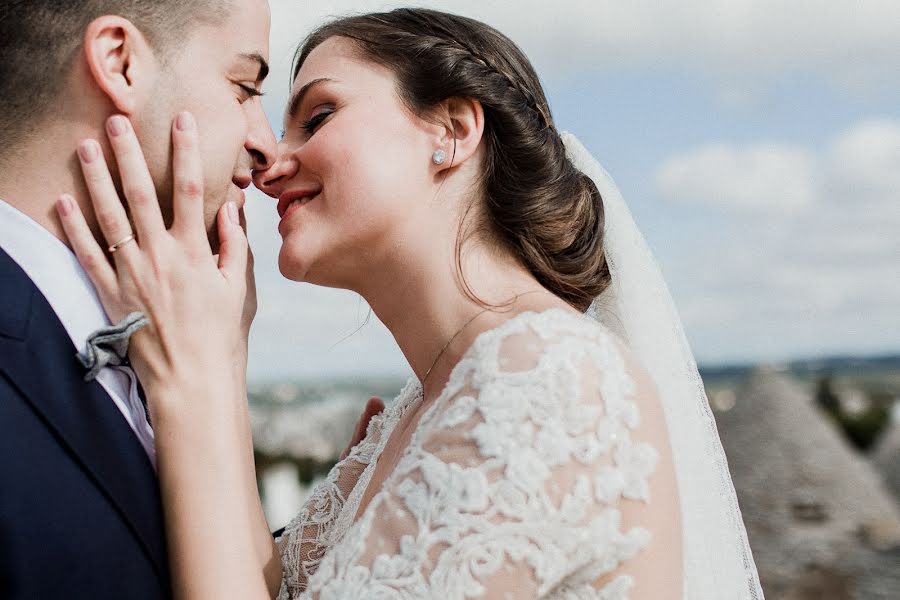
top-left (279, 309), bottom-right (660, 599)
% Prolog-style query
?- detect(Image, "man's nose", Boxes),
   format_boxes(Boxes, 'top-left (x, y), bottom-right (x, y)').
top-left (245, 105), bottom-right (277, 171)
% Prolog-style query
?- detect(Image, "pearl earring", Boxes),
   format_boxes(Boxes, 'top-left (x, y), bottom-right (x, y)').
top-left (432, 149), bottom-right (447, 165)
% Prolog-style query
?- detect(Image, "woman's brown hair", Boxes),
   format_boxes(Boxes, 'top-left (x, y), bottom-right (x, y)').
top-left (294, 8), bottom-right (610, 311)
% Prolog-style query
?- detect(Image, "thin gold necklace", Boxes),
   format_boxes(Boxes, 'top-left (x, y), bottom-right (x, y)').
top-left (420, 307), bottom-right (489, 392)
top-left (419, 290), bottom-right (548, 394)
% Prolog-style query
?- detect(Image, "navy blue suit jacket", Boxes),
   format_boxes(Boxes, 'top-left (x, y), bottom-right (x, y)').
top-left (0, 246), bottom-right (171, 599)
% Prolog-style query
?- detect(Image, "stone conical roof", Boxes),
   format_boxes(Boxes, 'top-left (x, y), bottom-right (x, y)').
top-left (872, 420), bottom-right (900, 505)
top-left (714, 368), bottom-right (900, 599)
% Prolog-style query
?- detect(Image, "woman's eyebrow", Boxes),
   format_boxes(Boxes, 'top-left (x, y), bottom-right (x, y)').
top-left (287, 78), bottom-right (334, 120)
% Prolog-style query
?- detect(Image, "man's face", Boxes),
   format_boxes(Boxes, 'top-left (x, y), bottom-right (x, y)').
top-left (133, 0), bottom-right (275, 247)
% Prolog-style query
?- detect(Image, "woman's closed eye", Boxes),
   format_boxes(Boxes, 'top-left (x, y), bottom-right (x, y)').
top-left (301, 106), bottom-right (334, 136)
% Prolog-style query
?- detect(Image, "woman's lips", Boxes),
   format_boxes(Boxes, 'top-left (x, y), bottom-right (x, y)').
top-left (277, 190), bottom-right (320, 219)
top-left (277, 196), bottom-right (318, 236)
top-left (280, 197), bottom-right (309, 223)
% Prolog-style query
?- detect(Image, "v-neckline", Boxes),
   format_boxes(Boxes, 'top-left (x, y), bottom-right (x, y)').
top-left (346, 307), bottom-right (580, 527)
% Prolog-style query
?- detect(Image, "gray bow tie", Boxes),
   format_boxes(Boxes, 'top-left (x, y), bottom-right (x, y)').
top-left (77, 312), bottom-right (149, 381)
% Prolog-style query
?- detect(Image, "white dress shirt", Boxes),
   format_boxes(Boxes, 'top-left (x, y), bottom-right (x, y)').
top-left (0, 198), bottom-right (156, 469)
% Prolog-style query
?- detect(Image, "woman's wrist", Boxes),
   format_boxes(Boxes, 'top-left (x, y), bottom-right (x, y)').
top-left (144, 367), bottom-right (245, 425)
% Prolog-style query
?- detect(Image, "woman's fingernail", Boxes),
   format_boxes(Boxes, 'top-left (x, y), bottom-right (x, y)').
top-left (56, 194), bottom-right (74, 217)
top-left (227, 201), bottom-right (240, 225)
top-left (77, 140), bottom-right (98, 163)
top-left (107, 115), bottom-right (127, 136)
top-left (176, 112), bottom-right (194, 131)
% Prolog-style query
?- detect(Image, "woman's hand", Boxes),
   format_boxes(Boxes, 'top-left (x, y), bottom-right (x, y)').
top-left (58, 112), bottom-right (276, 598)
top-left (57, 112), bottom-right (248, 401)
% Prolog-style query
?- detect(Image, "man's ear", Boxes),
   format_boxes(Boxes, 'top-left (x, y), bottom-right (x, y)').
top-left (83, 16), bottom-right (156, 115)
top-left (433, 97), bottom-right (485, 172)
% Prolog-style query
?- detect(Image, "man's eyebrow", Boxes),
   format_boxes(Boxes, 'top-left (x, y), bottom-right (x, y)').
top-left (237, 52), bottom-right (269, 82)
top-left (287, 78), bottom-right (334, 120)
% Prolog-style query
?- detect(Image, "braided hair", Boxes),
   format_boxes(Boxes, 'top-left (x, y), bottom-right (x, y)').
top-left (293, 8), bottom-right (610, 312)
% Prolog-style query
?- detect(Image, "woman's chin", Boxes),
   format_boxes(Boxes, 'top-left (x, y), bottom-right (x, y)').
top-left (277, 251), bottom-right (335, 287)
top-left (277, 248), bottom-right (310, 282)
top-left (277, 242), bottom-right (363, 289)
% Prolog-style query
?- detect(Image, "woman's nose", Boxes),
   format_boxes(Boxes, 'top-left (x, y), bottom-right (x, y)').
top-left (253, 145), bottom-right (297, 199)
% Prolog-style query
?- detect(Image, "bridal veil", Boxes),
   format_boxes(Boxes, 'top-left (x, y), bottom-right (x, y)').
top-left (562, 133), bottom-right (765, 599)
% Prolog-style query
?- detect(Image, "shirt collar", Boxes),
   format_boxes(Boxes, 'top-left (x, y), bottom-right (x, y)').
top-left (0, 198), bottom-right (111, 350)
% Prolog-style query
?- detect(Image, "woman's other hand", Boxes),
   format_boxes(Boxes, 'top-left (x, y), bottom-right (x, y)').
top-left (340, 397), bottom-right (385, 461)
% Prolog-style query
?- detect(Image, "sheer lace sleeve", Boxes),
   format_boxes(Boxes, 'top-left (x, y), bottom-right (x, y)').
top-left (275, 406), bottom-right (390, 598)
top-left (293, 311), bottom-right (671, 599)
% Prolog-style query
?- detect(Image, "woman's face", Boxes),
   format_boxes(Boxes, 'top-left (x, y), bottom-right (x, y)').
top-left (254, 36), bottom-right (440, 287)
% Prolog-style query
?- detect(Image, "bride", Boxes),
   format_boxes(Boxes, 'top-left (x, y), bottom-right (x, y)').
top-left (57, 8), bottom-right (763, 599)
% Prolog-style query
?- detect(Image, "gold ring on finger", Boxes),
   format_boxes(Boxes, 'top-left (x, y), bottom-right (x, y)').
top-left (108, 233), bottom-right (136, 253)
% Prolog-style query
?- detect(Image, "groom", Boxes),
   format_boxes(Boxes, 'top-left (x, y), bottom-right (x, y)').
top-left (0, 1), bottom-right (277, 598)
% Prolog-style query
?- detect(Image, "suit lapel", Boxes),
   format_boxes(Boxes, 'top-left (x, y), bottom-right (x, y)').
top-left (0, 247), bottom-right (168, 582)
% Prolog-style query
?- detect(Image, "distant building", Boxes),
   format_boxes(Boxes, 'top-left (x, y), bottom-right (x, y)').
top-left (714, 368), bottom-right (900, 599)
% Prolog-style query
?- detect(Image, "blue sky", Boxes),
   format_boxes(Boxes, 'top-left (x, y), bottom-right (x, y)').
top-left (243, 0), bottom-right (900, 381)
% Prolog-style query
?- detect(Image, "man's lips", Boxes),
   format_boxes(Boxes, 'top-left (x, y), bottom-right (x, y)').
top-left (232, 176), bottom-right (252, 190)
top-left (277, 188), bottom-right (321, 218)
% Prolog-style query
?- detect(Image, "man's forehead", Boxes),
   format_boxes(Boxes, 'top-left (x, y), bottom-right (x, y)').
top-left (218, 0), bottom-right (271, 66)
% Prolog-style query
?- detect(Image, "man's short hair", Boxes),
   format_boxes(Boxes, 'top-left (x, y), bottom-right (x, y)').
top-left (0, 0), bottom-right (231, 149)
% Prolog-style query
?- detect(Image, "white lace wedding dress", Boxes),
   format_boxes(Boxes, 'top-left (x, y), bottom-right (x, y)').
top-left (275, 308), bottom-right (667, 599)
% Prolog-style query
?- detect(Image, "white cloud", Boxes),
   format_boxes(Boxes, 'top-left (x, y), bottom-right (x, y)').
top-left (828, 119), bottom-right (900, 203)
top-left (655, 143), bottom-right (817, 214)
top-left (653, 119), bottom-right (900, 363)
top-left (265, 0), bottom-right (900, 104)
top-left (656, 119), bottom-right (900, 217)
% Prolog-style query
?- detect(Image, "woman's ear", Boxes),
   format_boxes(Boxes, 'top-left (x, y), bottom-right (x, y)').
top-left (433, 97), bottom-right (485, 172)
top-left (82, 16), bottom-right (155, 115)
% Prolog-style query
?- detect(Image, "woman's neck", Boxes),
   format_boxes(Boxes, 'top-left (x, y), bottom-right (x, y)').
top-left (357, 238), bottom-right (570, 396)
